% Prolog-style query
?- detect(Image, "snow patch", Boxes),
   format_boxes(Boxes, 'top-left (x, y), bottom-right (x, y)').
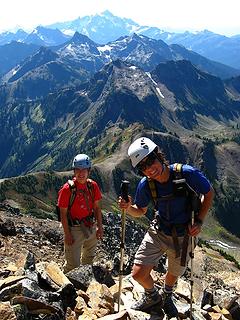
top-left (208, 239), bottom-right (238, 250)
top-left (66, 44), bottom-right (74, 52)
top-left (146, 72), bottom-right (164, 98)
top-left (129, 66), bottom-right (137, 70)
top-left (97, 45), bottom-right (112, 52)
top-left (62, 29), bottom-right (75, 36)
top-left (155, 88), bottom-right (165, 98)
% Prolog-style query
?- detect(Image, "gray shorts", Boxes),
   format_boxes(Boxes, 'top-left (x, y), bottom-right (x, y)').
top-left (134, 226), bottom-right (194, 277)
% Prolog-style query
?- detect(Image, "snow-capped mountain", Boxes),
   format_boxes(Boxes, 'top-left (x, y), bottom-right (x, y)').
top-left (46, 10), bottom-right (140, 43)
top-left (0, 26), bottom-right (70, 47)
top-left (0, 29), bottom-right (28, 45)
top-left (24, 26), bottom-right (70, 46)
top-left (1, 10), bottom-right (240, 71)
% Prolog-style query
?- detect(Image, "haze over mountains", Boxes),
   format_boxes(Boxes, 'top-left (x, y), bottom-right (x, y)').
top-left (1, 10), bottom-right (240, 70)
top-left (0, 11), bottom-right (239, 242)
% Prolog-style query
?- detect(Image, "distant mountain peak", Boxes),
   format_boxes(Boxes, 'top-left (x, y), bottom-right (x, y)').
top-left (70, 31), bottom-right (97, 45)
top-left (131, 33), bottom-right (142, 40)
top-left (111, 59), bottom-right (128, 69)
top-left (202, 29), bottom-right (214, 34)
top-left (100, 10), bottom-right (114, 17)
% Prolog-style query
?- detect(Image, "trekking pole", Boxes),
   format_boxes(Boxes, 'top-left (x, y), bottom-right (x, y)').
top-left (186, 186), bottom-right (200, 320)
top-left (117, 180), bottom-right (129, 312)
top-left (190, 210), bottom-right (195, 320)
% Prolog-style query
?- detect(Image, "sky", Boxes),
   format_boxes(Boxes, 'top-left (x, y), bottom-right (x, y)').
top-left (1, 0), bottom-right (240, 36)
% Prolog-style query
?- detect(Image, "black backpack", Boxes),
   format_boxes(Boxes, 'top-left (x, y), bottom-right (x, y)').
top-left (148, 163), bottom-right (201, 266)
top-left (147, 163), bottom-right (201, 217)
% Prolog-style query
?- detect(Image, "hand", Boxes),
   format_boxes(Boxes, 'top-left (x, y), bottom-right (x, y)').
top-left (118, 195), bottom-right (132, 211)
top-left (188, 222), bottom-right (202, 237)
top-left (96, 226), bottom-right (103, 240)
top-left (64, 232), bottom-right (74, 245)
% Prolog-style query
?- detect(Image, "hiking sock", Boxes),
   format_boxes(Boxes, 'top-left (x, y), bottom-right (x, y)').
top-left (163, 284), bottom-right (174, 295)
top-left (131, 286), bottom-right (161, 311)
top-left (162, 284), bottom-right (178, 318)
top-left (144, 286), bottom-right (159, 298)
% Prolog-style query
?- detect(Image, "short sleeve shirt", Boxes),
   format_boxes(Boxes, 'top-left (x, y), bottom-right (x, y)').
top-left (134, 164), bottom-right (211, 231)
top-left (57, 178), bottom-right (102, 220)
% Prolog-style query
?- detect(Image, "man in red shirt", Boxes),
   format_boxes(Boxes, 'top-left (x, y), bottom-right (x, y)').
top-left (58, 154), bottom-right (103, 273)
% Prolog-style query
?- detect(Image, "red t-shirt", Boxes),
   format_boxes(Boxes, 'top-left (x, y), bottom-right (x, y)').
top-left (57, 178), bottom-right (102, 220)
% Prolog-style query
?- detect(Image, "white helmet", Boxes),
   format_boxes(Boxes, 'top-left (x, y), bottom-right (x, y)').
top-left (72, 154), bottom-right (91, 169)
top-left (128, 137), bottom-right (157, 167)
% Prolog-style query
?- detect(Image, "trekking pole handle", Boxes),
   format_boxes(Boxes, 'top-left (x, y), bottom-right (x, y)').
top-left (120, 180), bottom-right (130, 202)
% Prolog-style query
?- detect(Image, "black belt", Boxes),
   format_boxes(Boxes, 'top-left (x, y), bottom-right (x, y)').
top-left (69, 214), bottom-right (95, 227)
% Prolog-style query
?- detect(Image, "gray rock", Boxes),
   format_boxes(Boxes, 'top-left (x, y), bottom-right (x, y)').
top-left (201, 289), bottom-right (213, 308)
top-left (213, 288), bottom-right (238, 309)
top-left (229, 301), bottom-right (240, 320)
top-left (66, 264), bottom-right (115, 291)
top-left (0, 219), bottom-right (16, 236)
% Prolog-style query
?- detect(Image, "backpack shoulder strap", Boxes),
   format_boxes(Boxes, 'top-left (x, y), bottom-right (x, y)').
top-left (147, 177), bottom-right (158, 207)
top-left (68, 179), bottom-right (75, 189)
top-left (67, 179), bottom-right (77, 208)
top-left (86, 178), bottom-right (95, 203)
top-left (172, 163), bottom-right (183, 180)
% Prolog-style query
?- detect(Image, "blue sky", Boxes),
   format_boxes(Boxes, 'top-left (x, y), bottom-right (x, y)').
top-left (1, 0), bottom-right (239, 36)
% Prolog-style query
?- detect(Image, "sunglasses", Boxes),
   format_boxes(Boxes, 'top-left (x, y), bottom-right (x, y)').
top-left (137, 153), bottom-right (158, 172)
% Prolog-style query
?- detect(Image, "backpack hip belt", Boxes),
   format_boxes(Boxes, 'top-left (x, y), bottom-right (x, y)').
top-left (69, 211), bottom-right (96, 227)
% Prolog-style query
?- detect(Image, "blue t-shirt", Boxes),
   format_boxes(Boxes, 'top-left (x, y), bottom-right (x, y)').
top-left (134, 164), bottom-right (211, 235)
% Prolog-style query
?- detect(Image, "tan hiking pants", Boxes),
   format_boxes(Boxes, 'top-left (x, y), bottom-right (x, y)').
top-left (63, 224), bottom-right (97, 273)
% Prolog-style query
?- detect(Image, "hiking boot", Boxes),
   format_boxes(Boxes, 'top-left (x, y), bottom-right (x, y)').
top-left (131, 290), bottom-right (162, 311)
top-left (162, 292), bottom-right (179, 319)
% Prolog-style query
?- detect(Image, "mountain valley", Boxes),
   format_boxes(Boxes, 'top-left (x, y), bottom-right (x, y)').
top-left (0, 10), bottom-right (239, 268)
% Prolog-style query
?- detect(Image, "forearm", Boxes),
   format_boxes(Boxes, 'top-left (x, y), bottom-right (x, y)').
top-left (126, 204), bottom-right (147, 218)
top-left (60, 209), bottom-right (71, 234)
top-left (198, 187), bottom-right (214, 222)
top-left (118, 195), bottom-right (147, 217)
top-left (95, 207), bottom-right (103, 228)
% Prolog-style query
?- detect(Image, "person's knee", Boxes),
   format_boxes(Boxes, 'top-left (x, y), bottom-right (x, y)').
top-left (167, 260), bottom-right (186, 278)
top-left (131, 265), bottom-right (149, 282)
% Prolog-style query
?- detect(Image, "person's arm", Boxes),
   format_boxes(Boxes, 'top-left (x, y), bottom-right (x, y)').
top-left (118, 195), bottom-right (148, 217)
top-left (60, 207), bottom-right (74, 245)
top-left (198, 186), bottom-right (214, 222)
top-left (93, 200), bottom-right (103, 240)
top-left (189, 186), bottom-right (214, 236)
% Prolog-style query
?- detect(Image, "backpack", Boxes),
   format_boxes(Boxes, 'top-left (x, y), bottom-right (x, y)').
top-left (147, 163), bottom-right (201, 266)
top-left (147, 163), bottom-right (201, 215)
top-left (56, 178), bottom-right (95, 223)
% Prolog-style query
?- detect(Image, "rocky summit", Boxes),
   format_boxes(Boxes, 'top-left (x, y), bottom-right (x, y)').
top-left (0, 206), bottom-right (240, 320)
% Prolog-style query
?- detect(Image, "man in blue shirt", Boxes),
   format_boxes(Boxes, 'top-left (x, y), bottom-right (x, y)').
top-left (119, 137), bottom-right (214, 318)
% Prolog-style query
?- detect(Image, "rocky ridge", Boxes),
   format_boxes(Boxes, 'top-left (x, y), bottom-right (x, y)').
top-left (0, 205), bottom-right (240, 319)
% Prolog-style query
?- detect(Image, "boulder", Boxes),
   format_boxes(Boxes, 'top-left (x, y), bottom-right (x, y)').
top-left (66, 264), bottom-right (115, 290)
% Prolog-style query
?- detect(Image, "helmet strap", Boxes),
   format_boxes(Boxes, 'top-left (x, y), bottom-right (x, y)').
top-left (153, 152), bottom-right (165, 175)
